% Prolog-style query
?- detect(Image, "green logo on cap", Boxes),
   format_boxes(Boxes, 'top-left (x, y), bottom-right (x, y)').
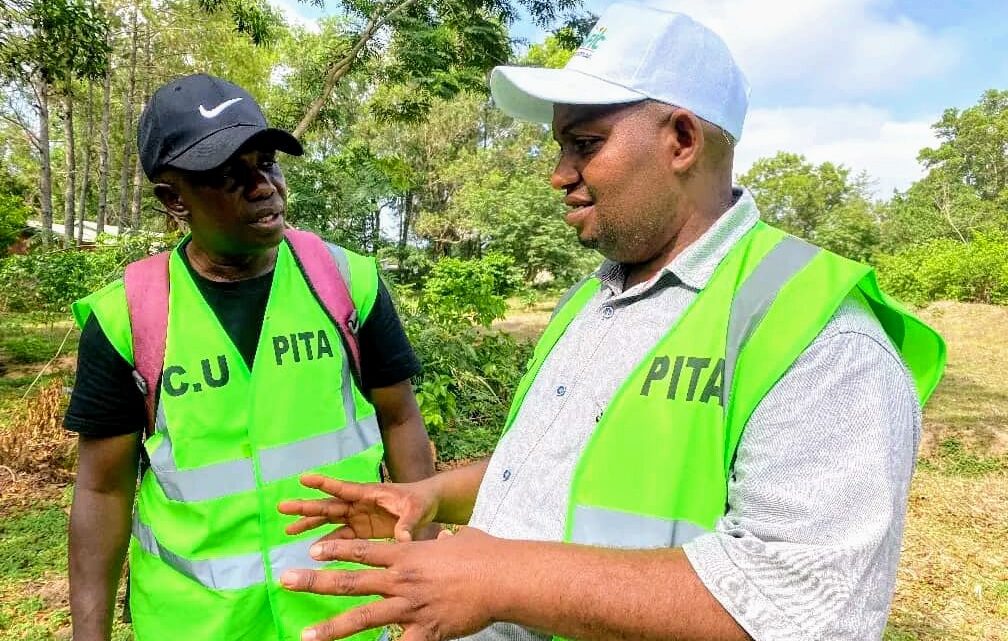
top-left (575, 26), bottom-right (608, 58)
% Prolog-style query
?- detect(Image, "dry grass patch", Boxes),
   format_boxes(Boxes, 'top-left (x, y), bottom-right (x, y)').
top-left (0, 377), bottom-right (76, 486)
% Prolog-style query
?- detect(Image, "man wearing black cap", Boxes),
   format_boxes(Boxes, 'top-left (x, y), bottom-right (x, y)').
top-left (65, 74), bottom-right (435, 641)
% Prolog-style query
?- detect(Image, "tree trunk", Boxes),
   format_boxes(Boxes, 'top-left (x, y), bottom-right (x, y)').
top-left (117, 4), bottom-right (139, 228)
top-left (398, 191), bottom-right (414, 255)
top-left (78, 81), bottom-right (95, 244)
top-left (63, 91), bottom-right (77, 247)
top-left (130, 154), bottom-right (143, 229)
top-left (36, 76), bottom-right (54, 244)
top-left (97, 51), bottom-right (112, 235)
top-left (129, 23), bottom-right (151, 230)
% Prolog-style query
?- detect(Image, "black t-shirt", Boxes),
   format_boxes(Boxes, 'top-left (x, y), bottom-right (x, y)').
top-left (65, 248), bottom-right (420, 437)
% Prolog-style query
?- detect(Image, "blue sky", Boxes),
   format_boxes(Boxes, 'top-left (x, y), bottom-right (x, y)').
top-left (270, 0), bottom-right (1008, 197)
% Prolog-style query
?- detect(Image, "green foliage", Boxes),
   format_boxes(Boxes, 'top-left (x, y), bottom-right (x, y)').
top-left (739, 151), bottom-right (880, 261)
top-left (874, 232), bottom-right (1008, 305)
top-left (404, 314), bottom-right (531, 461)
top-left (419, 253), bottom-right (520, 326)
top-left (393, 254), bottom-right (533, 461)
top-left (0, 0), bottom-right (111, 85)
top-left (197, 0), bottom-right (283, 46)
top-left (881, 90), bottom-right (1008, 253)
top-left (0, 233), bottom-right (170, 313)
top-left (0, 192), bottom-right (30, 252)
top-left (919, 89), bottom-right (1008, 205)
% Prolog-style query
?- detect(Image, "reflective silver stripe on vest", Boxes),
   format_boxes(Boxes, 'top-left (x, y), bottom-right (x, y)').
top-left (722, 236), bottom-right (820, 410)
top-left (325, 242), bottom-right (352, 292)
top-left (570, 505), bottom-right (709, 548)
top-left (132, 517), bottom-right (266, 590)
top-left (325, 242), bottom-right (359, 331)
top-left (133, 517), bottom-right (349, 590)
top-left (148, 360), bottom-right (380, 503)
top-left (149, 403), bottom-right (258, 501)
top-left (259, 415), bottom-right (380, 483)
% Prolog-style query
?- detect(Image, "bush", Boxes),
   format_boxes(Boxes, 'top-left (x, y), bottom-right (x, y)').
top-left (874, 231), bottom-right (1008, 305)
top-left (393, 256), bottom-right (532, 462)
top-left (0, 232), bottom-right (171, 313)
top-left (419, 253), bottom-right (521, 327)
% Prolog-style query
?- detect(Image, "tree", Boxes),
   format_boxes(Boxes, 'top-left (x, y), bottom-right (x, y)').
top-left (881, 89), bottom-right (1008, 252)
top-left (0, 0), bottom-right (110, 242)
top-left (919, 89), bottom-right (1008, 206)
top-left (739, 151), bottom-right (880, 260)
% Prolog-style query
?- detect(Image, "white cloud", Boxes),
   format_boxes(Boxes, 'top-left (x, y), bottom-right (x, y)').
top-left (733, 105), bottom-right (939, 197)
top-left (601, 0), bottom-right (963, 101)
top-left (268, 0), bottom-right (320, 33)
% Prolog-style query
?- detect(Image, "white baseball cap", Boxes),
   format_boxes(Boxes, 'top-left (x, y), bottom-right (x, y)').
top-left (490, 3), bottom-right (750, 141)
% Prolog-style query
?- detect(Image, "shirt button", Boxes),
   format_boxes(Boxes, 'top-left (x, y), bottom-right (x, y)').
top-left (556, 385), bottom-right (566, 396)
top-left (502, 469), bottom-right (511, 481)
top-left (602, 305), bottom-right (614, 319)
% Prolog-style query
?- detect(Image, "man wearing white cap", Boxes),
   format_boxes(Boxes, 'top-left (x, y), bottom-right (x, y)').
top-left (277, 4), bottom-right (946, 641)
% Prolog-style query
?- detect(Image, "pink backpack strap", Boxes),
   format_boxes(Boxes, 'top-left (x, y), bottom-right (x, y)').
top-left (284, 228), bottom-right (363, 389)
top-left (124, 251), bottom-right (170, 435)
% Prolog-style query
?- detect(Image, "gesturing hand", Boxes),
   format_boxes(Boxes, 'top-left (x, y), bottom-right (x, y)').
top-left (278, 474), bottom-right (439, 542)
top-left (281, 528), bottom-right (503, 641)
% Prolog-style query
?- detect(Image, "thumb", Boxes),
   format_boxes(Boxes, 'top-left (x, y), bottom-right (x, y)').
top-left (393, 500), bottom-right (429, 543)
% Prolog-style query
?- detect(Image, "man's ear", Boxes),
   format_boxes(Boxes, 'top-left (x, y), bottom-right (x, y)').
top-left (153, 181), bottom-right (190, 223)
top-left (659, 108), bottom-right (705, 175)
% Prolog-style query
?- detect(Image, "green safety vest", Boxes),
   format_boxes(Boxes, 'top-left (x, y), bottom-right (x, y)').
top-left (72, 239), bottom-right (386, 641)
top-left (506, 222), bottom-right (945, 553)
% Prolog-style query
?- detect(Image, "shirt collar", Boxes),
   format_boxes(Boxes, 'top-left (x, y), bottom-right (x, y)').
top-left (596, 188), bottom-right (760, 296)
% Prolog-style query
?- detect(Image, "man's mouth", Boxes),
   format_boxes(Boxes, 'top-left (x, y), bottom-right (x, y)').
top-left (565, 204), bottom-right (594, 226)
top-left (249, 211), bottom-right (284, 228)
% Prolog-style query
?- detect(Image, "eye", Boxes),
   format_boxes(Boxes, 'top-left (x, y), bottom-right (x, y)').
top-left (572, 136), bottom-right (602, 156)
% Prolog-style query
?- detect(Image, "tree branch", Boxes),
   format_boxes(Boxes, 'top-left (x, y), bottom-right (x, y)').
top-left (293, 0), bottom-right (424, 138)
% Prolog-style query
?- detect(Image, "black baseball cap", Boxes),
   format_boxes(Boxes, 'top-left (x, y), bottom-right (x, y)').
top-left (138, 73), bottom-right (303, 180)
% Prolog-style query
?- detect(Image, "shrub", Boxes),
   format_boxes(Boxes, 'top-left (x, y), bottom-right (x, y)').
top-left (419, 253), bottom-right (521, 327)
top-left (394, 257), bottom-right (533, 462)
top-left (874, 231), bottom-right (1008, 305)
top-left (0, 232), bottom-right (172, 313)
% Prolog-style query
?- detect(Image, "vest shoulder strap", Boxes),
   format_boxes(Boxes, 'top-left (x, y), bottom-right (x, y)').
top-left (124, 251), bottom-right (170, 433)
top-left (124, 229), bottom-right (363, 434)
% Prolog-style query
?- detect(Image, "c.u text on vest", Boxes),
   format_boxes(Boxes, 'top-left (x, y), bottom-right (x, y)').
top-left (163, 355), bottom-right (230, 397)
top-left (640, 355), bottom-right (724, 406)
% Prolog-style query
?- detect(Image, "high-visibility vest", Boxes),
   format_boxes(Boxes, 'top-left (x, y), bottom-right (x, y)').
top-left (72, 238), bottom-right (386, 641)
top-left (505, 222), bottom-right (945, 561)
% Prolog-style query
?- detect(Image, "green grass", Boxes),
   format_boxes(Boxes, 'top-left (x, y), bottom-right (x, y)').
top-left (0, 501), bottom-right (68, 582)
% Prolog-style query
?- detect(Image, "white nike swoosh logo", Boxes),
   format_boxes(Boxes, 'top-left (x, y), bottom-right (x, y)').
top-left (198, 97), bottom-right (243, 119)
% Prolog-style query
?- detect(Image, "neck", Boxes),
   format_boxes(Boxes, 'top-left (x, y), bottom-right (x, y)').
top-left (623, 185), bottom-right (736, 290)
top-left (185, 239), bottom-right (278, 282)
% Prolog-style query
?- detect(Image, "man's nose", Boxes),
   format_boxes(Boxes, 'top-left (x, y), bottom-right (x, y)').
top-left (550, 153), bottom-right (579, 192)
top-left (245, 168), bottom-right (275, 200)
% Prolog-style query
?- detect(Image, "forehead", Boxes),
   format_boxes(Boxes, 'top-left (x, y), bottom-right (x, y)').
top-left (551, 101), bottom-right (650, 137)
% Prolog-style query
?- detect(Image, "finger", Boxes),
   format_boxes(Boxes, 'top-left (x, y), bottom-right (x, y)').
top-left (280, 567), bottom-right (392, 597)
top-left (300, 474), bottom-right (374, 501)
top-left (436, 528), bottom-right (453, 540)
top-left (316, 526), bottom-right (366, 542)
top-left (278, 498), bottom-right (351, 519)
top-left (284, 516), bottom-right (331, 536)
top-left (307, 539), bottom-right (400, 567)
top-left (302, 597), bottom-right (413, 641)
